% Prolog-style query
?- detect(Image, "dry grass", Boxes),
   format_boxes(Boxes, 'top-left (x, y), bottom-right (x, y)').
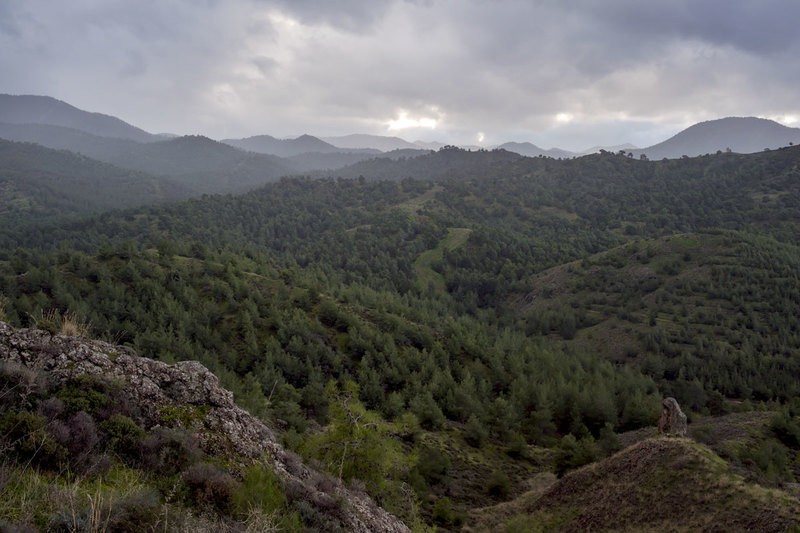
top-left (466, 437), bottom-right (800, 533)
top-left (31, 309), bottom-right (91, 337)
top-left (0, 295), bottom-right (6, 322)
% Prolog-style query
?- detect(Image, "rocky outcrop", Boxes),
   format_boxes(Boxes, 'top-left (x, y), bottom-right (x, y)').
top-left (658, 397), bottom-right (688, 436)
top-left (0, 321), bottom-right (410, 533)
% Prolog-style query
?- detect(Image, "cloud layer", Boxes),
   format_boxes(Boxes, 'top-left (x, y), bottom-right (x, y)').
top-left (1, 0), bottom-right (798, 149)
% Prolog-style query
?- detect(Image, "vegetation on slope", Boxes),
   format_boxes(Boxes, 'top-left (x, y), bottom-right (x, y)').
top-left (468, 437), bottom-right (800, 533)
top-left (2, 145), bottom-right (800, 527)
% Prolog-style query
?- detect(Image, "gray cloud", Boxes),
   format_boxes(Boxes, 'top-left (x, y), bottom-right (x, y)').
top-left (0, 0), bottom-right (798, 149)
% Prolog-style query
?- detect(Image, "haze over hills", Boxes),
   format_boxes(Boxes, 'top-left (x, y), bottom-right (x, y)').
top-left (222, 133), bottom-right (379, 158)
top-left (0, 121), bottom-right (141, 161)
top-left (632, 117), bottom-right (800, 159)
top-left (0, 138), bottom-right (189, 224)
top-left (322, 133), bottom-right (421, 151)
top-left (3, 95), bottom-right (799, 163)
top-left (106, 135), bottom-right (297, 193)
top-left (495, 141), bottom-right (574, 159)
top-left (0, 94), bottom-right (156, 143)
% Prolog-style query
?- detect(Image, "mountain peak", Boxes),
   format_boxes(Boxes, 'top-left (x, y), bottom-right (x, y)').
top-left (634, 116), bottom-right (800, 159)
top-left (0, 94), bottom-right (155, 142)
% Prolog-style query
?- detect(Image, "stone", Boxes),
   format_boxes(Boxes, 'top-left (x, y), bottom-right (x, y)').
top-left (0, 321), bottom-right (410, 532)
top-left (657, 397), bottom-right (688, 436)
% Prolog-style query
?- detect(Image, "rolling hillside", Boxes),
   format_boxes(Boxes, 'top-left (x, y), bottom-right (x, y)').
top-left (0, 139), bottom-right (190, 225)
top-left (468, 437), bottom-right (800, 532)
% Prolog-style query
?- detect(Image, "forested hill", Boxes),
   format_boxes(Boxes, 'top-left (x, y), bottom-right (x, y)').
top-left (2, 144), bottom-right (800, 528)
top-left (0, 138), bottom-right (191, 226)
top-left (105, 135), bottom-right (298, 193)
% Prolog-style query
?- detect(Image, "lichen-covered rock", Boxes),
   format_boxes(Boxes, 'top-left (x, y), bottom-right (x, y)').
top-left (0, 321), bottom-right (410, 532)
top-left (657, 397), bottom-right (688, 436)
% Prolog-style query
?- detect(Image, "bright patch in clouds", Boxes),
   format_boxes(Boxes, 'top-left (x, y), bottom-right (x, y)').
top-left (477, 132), bottom-right (485, 143)
top-left (386, 110), bottom-right (439, 131)
top-left (555, 113), bottom-right (575, 124)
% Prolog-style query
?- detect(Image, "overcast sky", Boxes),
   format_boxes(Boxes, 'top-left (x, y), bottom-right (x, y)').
top-left (1, 0), bottom-right (799, 150)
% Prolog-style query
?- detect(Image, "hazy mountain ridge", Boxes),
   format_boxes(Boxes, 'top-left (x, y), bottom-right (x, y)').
top-left (106, 135), bottom-right (297, 193)
top-left (633, 117), bottom-right (800, 159)
top-left (0, 121), bottom-right (142, 160)
top-left (0, 94), bottom-right (156, 143)
top-left (495, 141), bottom-right (574, 159)
top-left (222, 133), bottom-right (379, 158)
top-left (322, 133), bottom-right (421, 151)
top-left (0, 138), bottom-right (191, 223)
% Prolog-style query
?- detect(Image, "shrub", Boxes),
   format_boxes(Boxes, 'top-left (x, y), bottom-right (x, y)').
top-left (432, 497), bottom-right (464, 528)
top-left (55, 377), bottom-right (110, 415)
top-left (233, 465), bottom-right (287, 516)
top-left (99, 414), bottom-right (145, 460)
top-left (183, 463), bottom-right (239, 514)
top-left (36, 397), bottom-right (65, 420)
top-left (464, 414), bottom-right (489, 448)
top-left (414, 447), bottom-right (450, 486)
top-left (0, 411), bottom-right (68, 470)
top-left (64, 411), bottom-right (100, 458)
top-left (139, 427), bottom-right (201, 476)
top-left (106, 489), bottom-right (161, 533)
top-left (485, 469), bottom-right (510, 499)
top-left (0, 362), bottom-right (43, 411)
top-left (770, 412), bottom-right (800, 449)
top-left (554, 434), bottom-right (600, 477)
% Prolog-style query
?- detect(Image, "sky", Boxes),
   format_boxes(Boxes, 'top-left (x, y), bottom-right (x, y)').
top-left (1, 0), bottom-right (799, 151)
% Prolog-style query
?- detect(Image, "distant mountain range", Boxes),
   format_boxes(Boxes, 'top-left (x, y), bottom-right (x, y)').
top-left (221, 134), bottom-right (379, 158)
top-left (495, 141), bottom-right (574, 159)
top-left (321, 134), bottom-right (420, 151)
top-left (1, 93), bottom-right (799, 188)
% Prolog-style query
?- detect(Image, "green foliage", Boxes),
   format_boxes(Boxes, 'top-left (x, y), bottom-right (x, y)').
top-left (554, 434), bottom-right (600, 477)
top-left (301, 381), bottom-right (408, 508)
top-left (233, 465), bottom-right (287, 516)
top-left (432, 496), bottom-right (464, 528)
top-left (99, 415), bottom-right (145, 459)
top-left (464, 414), bottom-right (489, 448)
top-left (4, 146), bottom-right (800, 524)
top-left (485, 469), bottom-right (511, 499)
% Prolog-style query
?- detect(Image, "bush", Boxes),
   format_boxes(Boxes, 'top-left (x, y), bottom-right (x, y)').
top-left (107, 489), bottom-right (161, 533)
top-left (0, 362), bottom-right (43, 411)
top-left (183, 463), bottom-right (239, 514)
top-left (0, 411), bottom-right (68, 470)
top-left (139, 427), bottom-right (201, 476)
top-left (554, 434), bottom-right (600, 477)
top-left (414, 447), bottom-right (450, 486)
top-left (464, 414), bottom-right (489, 448)
top-left (233, 465), bottom-right (287, 516)
top-left (99, 414), bottom-right (145, 460)
top-left (485, 469), bottom-right (510, 499)
top-left (431, 497), bottom-right (464, 528)
top-left (770, 412), bottom-right (800, 449)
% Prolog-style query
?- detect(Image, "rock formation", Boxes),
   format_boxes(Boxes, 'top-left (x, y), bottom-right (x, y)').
top-left (657, 397), bottom-right (687, 436)
top-left (0, 321), bottom-right (410, 533)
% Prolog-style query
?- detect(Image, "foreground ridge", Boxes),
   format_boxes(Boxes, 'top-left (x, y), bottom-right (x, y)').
top-left (0, 320), bottom-right (410, 533)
